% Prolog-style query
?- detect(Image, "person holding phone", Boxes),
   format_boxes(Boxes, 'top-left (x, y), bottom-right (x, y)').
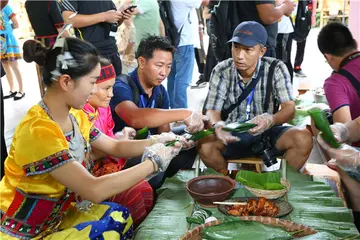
top-left (60, 0), bottom-right (134, 76)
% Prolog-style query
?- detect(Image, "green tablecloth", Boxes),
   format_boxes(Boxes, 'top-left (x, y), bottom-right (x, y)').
top-left (134, 167), bottom-right (359, 239)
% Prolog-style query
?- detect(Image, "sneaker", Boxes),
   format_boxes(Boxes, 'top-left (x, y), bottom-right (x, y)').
top-left (190, 74), bottom-right (207, 89)
top-left (294, 69), bottom-right (307, 78)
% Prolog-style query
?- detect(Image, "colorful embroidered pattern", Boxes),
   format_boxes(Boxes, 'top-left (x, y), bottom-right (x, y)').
top-left (97, 64), bottom-right (116, 83)
top-left (89, 127), bottom-right (102, 142)
top-left (23, 150), bottom-right (74, 176)
top-left (0, 188), bottom-right (74, 239)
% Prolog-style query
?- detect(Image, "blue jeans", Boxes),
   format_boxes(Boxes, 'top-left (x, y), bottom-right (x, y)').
top-left (167, 45), bottom-right (194, 108)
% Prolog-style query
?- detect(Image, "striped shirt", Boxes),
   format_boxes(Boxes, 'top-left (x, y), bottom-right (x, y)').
top-left (205, 57), bottom-right (294, 123)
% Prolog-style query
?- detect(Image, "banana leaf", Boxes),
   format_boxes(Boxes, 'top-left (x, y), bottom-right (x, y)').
top-left (134, 171), bottom-right (196, 240)
top-left (235, 170), bottom-right (285, 190)
top-left (200, 220), bottom-right (293, 240)
top-left (286, 166), bottom-right (359, 238)
top-left (296, 232), bottom-right (339, 240)
top-left (166, 123), bottom-right (256, 146)
top-left (288, 109), bottom-right (310, 126)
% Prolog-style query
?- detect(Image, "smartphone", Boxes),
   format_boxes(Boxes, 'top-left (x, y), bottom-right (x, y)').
top-left (123, 5), bottom-right (137, 13)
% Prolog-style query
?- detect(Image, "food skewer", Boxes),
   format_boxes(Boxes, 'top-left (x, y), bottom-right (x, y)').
top-left (213, 201), bottom-right (247, 206)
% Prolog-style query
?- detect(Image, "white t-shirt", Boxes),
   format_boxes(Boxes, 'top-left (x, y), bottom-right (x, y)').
top-left (278, 16), bottom-right (294, 34)
top-left (170, 0), bottom-right (202, 47)
top-left (191, 8), bottom-right (201, 49)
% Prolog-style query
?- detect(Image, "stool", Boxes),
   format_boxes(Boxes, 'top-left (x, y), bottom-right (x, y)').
top-left (227, 157), bottom-right (263, 173)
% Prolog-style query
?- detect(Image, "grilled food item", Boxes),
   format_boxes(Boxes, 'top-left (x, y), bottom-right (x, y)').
top-left (225, 197), bottom-right (279, 217)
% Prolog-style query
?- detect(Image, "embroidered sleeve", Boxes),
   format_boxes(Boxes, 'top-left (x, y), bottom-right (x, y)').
top-left (23, 150), bottom-right (74, 176)
top-left (14, 110), bottom-right (73, 176)
top-left (89, 127), bottom-right (102, 143)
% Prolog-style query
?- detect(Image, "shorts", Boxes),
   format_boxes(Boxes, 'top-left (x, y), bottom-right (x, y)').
top-left (222, 125), bottom-right (291, 160)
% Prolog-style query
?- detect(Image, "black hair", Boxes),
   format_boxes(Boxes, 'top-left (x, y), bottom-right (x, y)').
top-left (23, 37), bottom-right (101, 87)
top-left (99, 58), bottom-right (111, 67)
top-left (318, 22), bottom-right (357, 57)
top-left (135, 35), bottom-right (175, 59)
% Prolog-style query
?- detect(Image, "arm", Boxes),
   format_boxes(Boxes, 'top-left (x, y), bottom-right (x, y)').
top-left (115, 101), bottom-right (191, 129)
top-left (50, 157), bottom-right (155, 203)
top-left (207, 110), bottom-right (222, 127)
top-left (159, 19), bottom-right (165, 36)
top-left (333, 106), bottom-right (352, 124)
top-left (273, 101), bottom-right (295, 125)
top-left (256, 1), bottom-right (295, 25)
top-left (157, 124), bottom-right (171, 133)
top-left (56, 27), bottom-right (71, 38)
top-left (63, 10), bottom-right (109, 28)
top-left (345, 117), bottom-right (360, 143)
top-left (91, 132), bottom-right (153, 159)
top-left (10, 15), bottom-right (19, 29)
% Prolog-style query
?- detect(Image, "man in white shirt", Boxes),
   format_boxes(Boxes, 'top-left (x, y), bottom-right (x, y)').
top-left (167, 0), bottom-right (208, 109)
top-left (276, 16), bottom-right (294, 81)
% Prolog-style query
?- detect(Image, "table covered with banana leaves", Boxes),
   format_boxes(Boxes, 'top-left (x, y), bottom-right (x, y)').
top-left (134, 163), bottom-right (359, 240)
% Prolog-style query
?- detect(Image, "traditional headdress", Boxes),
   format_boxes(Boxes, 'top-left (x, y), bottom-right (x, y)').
top-left (50, 24), bottom-right (78, 81)
top-left (96, 64), bottom-right (116, 84)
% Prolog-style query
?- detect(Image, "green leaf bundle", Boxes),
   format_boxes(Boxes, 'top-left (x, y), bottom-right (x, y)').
top-left (235, 170), bottom-right (285, 190)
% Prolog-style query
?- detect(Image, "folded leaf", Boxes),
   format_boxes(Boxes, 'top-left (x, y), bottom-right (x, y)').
top-left (134, 126), bottom-right (149, 139)
top-left (235, 170), bottom-right (285, 190)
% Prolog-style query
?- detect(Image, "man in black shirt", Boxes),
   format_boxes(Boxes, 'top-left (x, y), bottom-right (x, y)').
top-left (26, 0), bottom-right (69, 47)
top-left (210, 0), bottom-right (295, 59)
top-left (60, 0), bottom-right (132, 75)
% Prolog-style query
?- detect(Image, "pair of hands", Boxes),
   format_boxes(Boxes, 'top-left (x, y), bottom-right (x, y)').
top-left (215, 113), bottom-right (274, 145)
top-left (144, 132), bottom-right (194, 173)
top-left (104, 8), bottom-right (133, 24)
top-left (280, 0), bottom-right (296, 16)
top-left (317, 123), bottom-right (360, 171)
top-left (183, 110), bottom-right (209, 133)
top-left (116, 128), bottom-right (194, 173)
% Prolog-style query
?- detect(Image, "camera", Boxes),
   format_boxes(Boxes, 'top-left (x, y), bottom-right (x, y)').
top-left (251, 136), bottom-right (278, 167)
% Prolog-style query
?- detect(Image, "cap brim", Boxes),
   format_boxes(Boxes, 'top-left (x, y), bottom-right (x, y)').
top-left (227, 36), bottom-right (259, 47)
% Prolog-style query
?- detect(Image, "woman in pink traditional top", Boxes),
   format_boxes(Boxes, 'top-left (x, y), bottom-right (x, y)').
top-left (83, 60), bottom-right (153, 226)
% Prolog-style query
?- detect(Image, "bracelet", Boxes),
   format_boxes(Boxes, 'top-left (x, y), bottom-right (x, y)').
top-left (145, 152), bottom-right (162, 172)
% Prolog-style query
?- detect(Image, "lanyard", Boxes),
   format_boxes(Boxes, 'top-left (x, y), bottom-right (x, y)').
top-left (238, 82), bottom-right (255, 121)
top-left (339, 51), bottom-right (360, 69)
top-left (140, 95), bottom-right (155, 108)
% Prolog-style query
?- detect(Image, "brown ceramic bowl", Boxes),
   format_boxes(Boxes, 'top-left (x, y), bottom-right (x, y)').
top-left (186, 175), bottom-right (236, 206)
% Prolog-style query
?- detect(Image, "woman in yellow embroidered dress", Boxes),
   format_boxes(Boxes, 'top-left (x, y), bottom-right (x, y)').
top-left (0, 37), bottom-right (183, 240)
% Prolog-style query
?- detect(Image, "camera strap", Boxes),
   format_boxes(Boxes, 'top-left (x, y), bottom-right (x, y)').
top-left (221, 63), bottom-right (264, 120)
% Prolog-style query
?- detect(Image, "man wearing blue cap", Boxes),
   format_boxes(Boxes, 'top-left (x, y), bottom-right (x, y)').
top-left (198, 21), bottom-right (313, 174)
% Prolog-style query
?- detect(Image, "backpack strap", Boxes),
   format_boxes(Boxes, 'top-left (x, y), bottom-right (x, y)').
top-left (116, 74), bottom-right (141, 106)
top-left (155, 88), bottom-right (163, 108)
top-left (337, 69), bottom-right (360, 98)
top-left (264, 60), bottom-right (280, 113)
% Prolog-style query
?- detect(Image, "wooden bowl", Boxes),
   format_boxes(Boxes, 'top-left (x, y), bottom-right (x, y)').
top-left (186, 175), bottom-right (236, 206)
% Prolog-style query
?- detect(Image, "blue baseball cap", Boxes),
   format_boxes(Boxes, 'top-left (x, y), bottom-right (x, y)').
top-left (227, 21), bottom-right (268, 47)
